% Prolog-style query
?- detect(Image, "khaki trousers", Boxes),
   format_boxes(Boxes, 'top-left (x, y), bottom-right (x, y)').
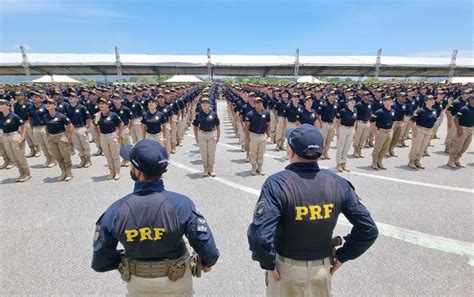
top-left (90, 123), bottom-right (102, 150)
top-left (130, 118), bottom-right (143, 144)
top-left (432, 112), bottom-right (444, 137)
top-left (198, 131), bottom-right (217, 172)
top-left (100, 132), bottom-right (121, 173)
top-left (3, 132), bottom-right (29, 175)
top-left (444, 120), bottom-right (456, 149)
top-left (270, 111), bottom-right (277, 140)
top-left (266, 255), bottom-right (331, 297)
top-left (171, 115), bottom-right (178, 150)
top-left (449, 127), bottom-right (473, 160)
top-left (276, 116), bottom-right (286, 144)
top-left (321, 122), bottom-right (335, 156)
top-left (249, 132), bottom-right (267, 166)
top-left (24, 122), bottom-right (37, 147)
top-left (372, 129), bottom-right (392, 162)
top-left (0, 133), bottom-right (8, 158)
top-left (72, 127), bottom-right (91, 157)
top-left (119, 126), bottom-right (132, 147)
top-left (353, 121), bottom-right (370, 149)
top-left (401, 116), bottom-right (411, 141)
top-left (409, 126), bottom-right (433, 161)
top-left (389, 120), bottom-right (404, 150)
top-left (33, 126), bottom-right (54, 160)
top-left (126, 267), bottom-right (193, 297)
top-left (336, 126), bottom-right (354, 164)
top-left (165, 123), bottom-right (172, 155)
top-left (145, 132), bottom-right (164, 146)
top-left (48, 132), bottom-right (72, 175)
top-left (237, 120), bottom-right (246, 146)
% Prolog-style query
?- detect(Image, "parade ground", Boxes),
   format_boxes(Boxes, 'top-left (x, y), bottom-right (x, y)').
top-left (1, 101), bottom-right (473, 296)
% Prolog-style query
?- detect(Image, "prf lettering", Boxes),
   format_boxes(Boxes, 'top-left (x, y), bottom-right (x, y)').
top-left (295, 204), bottom-right (334, 220)
top-left (125, 227), bottom-right (166, 242)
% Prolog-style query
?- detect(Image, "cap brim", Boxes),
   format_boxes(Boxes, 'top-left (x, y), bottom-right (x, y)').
top-left (119, 144), bottom-right (133, 161)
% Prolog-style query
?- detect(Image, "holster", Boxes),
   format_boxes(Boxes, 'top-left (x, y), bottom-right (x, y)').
top-left (118, 256), bottom-right (131, 282)
top-left (190, 252), bottom-right (203, 278)
top-left (330, 236), bottom-right (343, 265)
top-left (167, 257), bottom-right (188, 282)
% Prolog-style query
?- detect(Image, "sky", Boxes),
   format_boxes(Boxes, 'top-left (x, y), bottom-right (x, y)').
top-left (0, 0), bottom-right (473, 57)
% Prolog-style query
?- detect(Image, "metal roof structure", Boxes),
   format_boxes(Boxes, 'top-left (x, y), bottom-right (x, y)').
top-left (1, 52), bottom-right (473, 77)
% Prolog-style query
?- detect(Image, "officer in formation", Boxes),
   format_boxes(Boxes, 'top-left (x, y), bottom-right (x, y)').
top-left (370, 96), bottom-right (395, 170)
top-left (247, 124), bottom-right (378, 297)
top-left (141, 97), bottom-right (168, 146)
top-left (335, 96), bottom-right (356, 172)
top-left (0, 99), bottom-right (31, 181)
top-left (193, 96), bottom-right (221, 177)
top-left (92, 139), bottom-right (219, 296)
top-left (352, 91), bottom-right (371, 158)
top-left (407, 95), bottom-right (438, 169)
top-left (244, 97), bottom-right (271, 175)
top-left (13, 91), bottom-right (40, 157)
top-left (66, 92), bottom-right (92, 168)
top-left (447, 96), bottom-right (474, 168)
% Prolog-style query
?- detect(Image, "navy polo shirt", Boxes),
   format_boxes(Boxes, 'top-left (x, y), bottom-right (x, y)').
top-left (371, 99), bottom-right (383, 114)
top-left (318, 101), bottom-right (338, 123)
top-left (192, 110), bottom-right (220, 132)
top-left (86, 100), bottom-right (100, 118)
top-left (246, 110), bottom-right (270, 134)
top-left (66, 104), bottom-right (91, 128)
top-left (393, 101), bottom-right (407, 121)
top-left (275, 100), bottom-right (288, 117)
top-left (124, 100), bottom-right (145, 119)
top-left (141, 111), bottom-right (167, 134)
top-left (44, 112), bottom-right (71, 134)
top-left (371, 107), bottom-right (395, 129)
top-left (1, 112), bottom-right (24, 133)
top-left (299, 108), bottom-right (318, 126)
top-left (29, 103), bottom-right (48, 127)
top-left (13, 101), bottom-right (32, 121)
top-left (456, 105), bottom-right (474, 128)
top-left (336, 108), bottom-right (357, 127)
top-left (247, 162), bottom-right (378, 270)
top-left (404, 99), bottom-right (417, 117)
top-left (285, 102), bottom-right (303, 123)
top-left (448, 99), bottom-right (467, 116)
top-left (111, 105), bottom-right (133, 126)
top-left (56, 99), bottom-right (70, 114)
top-left (157, 104), bottom-right (172, 121)
top-left (97, 111), bottom-right (122, 134)
top-left (410, 107), bottom-right (438, 129)
top-left (355, 100), bottom-right (371, 121)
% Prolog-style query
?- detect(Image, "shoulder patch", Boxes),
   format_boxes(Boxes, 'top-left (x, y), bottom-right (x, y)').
top-left (254, 201), bottom-right (266, 217)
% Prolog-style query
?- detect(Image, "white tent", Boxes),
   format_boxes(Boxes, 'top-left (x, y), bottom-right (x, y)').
top-left (164, 75), bottom-right (203, 83)
top-left (297, 76), bottom-right (326, 83)
top-left (32, 75), bottom-right (80, 83)
top-left (449, 77), bottom-right (474, 84)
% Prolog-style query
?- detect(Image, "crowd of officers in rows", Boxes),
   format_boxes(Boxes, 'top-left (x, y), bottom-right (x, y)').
top-left (224, 83), bottom-right (473, 173)
top-left (0, 83), bottom-right (222, 182)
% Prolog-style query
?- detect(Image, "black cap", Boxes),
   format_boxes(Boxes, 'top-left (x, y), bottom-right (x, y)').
top-left (285, 124), bottom-right (324, 160)
top-left (120, 139), bottom-right (169, 176)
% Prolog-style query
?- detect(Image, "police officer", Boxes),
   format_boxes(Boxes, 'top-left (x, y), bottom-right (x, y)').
top-left (91, 139), bottom-right (219, 296)
top-left (141, 97), bottom-right (168, 146)
top-left (370, 96), bottom-right (395, 170)
top-left (44, 98), bottom-right (74, 181)
top-left (110, 93), bottom-right (133, 167)
top-left (193, 97), bottom-right (221, 177)
top-left (123, 89), bottom-right (145, 145)
top-left (447, 96), bottom-right (474, 168)
top-left (94, 98), bottom-right (124, 180)
top-left (335, 96), bottom-right (356, 172)
top-left (444, 88), bottom-right (471, 153)
top-left (388, 92), bottom-right (407, 157)
top-left (0, 99), bottom-right (32, 182)
top-left (298, 96), bottom-right (318, 127)
top-left (284, 92), bottom-right (302, 130)
top-left (275, 91), bottom-right (289, 150)
top-left (66, 92), bottom-right (92, 168)
top-left (245, 97), bottom-right (271, 175)
top-left (85, 90), bottom-right (103, 156)
top-left (353, 91), bottom-right (371, 158)
top-left (406, 95), bottom-right (438, 170)
top-left (29, 91), bottom-right (56, 168)
top-left (318, 91), bottom-right (338, 160)
top-left (13, 91), bottom-right (39, 158)
top-left (247, 124), bottom-right (378, 297)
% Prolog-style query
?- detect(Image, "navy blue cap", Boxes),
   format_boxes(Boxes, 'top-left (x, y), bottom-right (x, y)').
top-left (120, 139), bottom-right (169, 176)
top-left (285, 124), bottom-right (323, 160)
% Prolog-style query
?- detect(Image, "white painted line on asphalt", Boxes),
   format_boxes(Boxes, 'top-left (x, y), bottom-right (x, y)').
top-left (170, 159), bottom-right (474, 266)
top-left (186, 133), bottom-right (474, 194)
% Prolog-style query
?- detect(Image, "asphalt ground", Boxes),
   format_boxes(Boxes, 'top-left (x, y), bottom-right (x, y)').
top-left (1, 101), bottom-right (473, 296)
